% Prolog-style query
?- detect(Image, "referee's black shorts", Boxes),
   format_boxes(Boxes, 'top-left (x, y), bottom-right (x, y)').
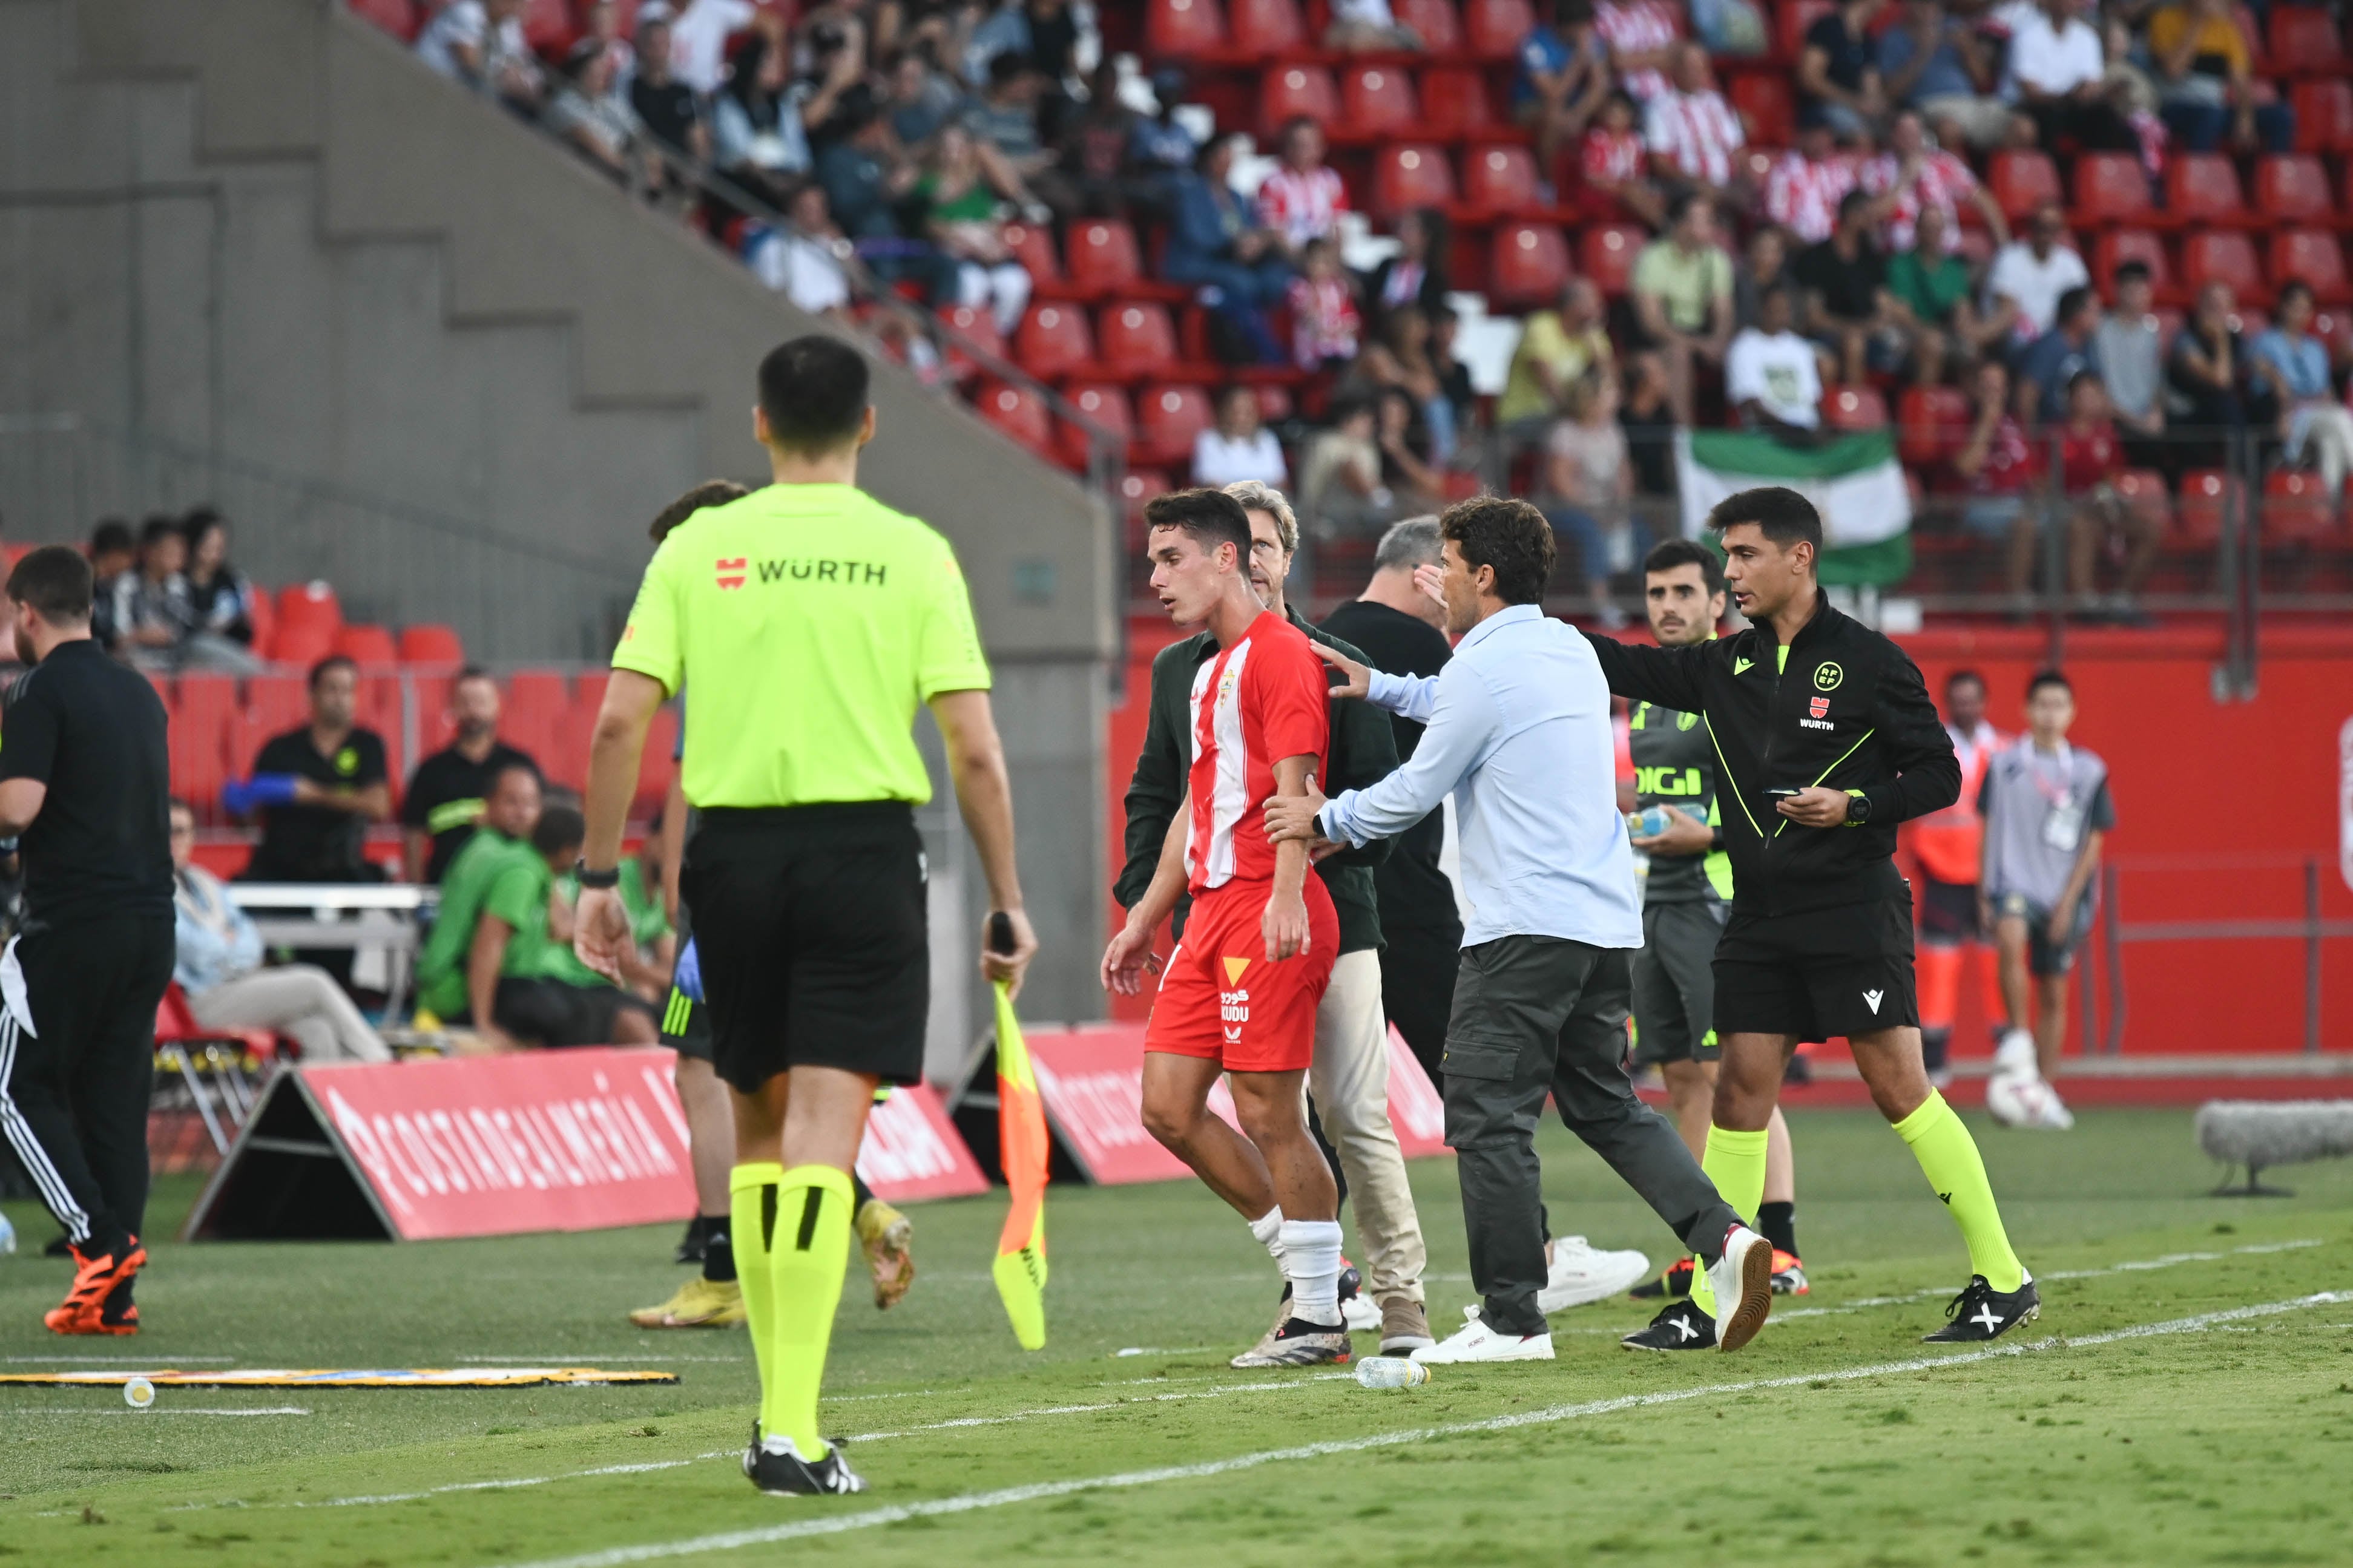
top-left (680, 802), bottom-right (929, 1094)
top-left (658, 983), bottom-right (714, 1063)
top-left (1713, 894), bottom-right (1919, 1044)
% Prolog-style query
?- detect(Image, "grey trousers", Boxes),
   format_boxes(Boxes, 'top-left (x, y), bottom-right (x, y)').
top-left (1442, 934), bottom-right (1742, 1336)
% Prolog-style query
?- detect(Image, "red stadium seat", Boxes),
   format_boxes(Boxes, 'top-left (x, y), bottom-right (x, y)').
top-left (1420, 67), bottom-right (1497, 136)
top-left (277, 580), bottom-right (342, 637)
top-left (2291, 80), bottom-right (2353, 153)
top-left (347, 0), bottom-right (420, 42)
top-left (1988, 151), bottom-right (2062, 224)
top-left (1136, 385), bottom-right (1216, 467)
top-left (2268, 6), bottom-right (2343, 76)
top-left (2271, 229), bottom-right (2351, 302)
top-left (2112, 468), bottom-right (2173, 537)
top-left (1581, 222), bottom-right (1647, 295)
top-left (269, 622), bottom-right (334, 669)
top-left (1396, 0), bottom-right (1466, 54)
top-left (1340, 65), bottom-right (1420, 140)
top-left (1259, 65), bottom-right (1339, 139)
top-left (2070, 153), bottom-right (2152, 228)
top-left (1489, 223), bottom-right (1570, 305)
top-left (172, 674), bottom-right (237, 814)
top-left (2254, 154), bottom-right (2332, 223)
top-left (518, 0), bottom-right (576, 54)
top-left (246, 582), bottom-right (277, 660)
top-left (2164, 153), bottom-right (2249, 227)
top-left (2182, 231), bottom-right (2266, 304)
top-left (2093, 229), bottom-right (2175, 304)
top-left (1004, 223), bottom-right (1062, 289)
top-left (978, 382), bottom-right (1055, 458)
top-left (1098, 302), bottom-right (1180, 378)
top-left (1729, 74), bottom-right (1794, 149)
top-left (2262, 468), bottom-right (2339, 542)
top-left (1371, 143), bottom-right (1456, 217)
top-left (398, 624), bottom-right (463, 666)
top-left (1014, 303), bottom-right (1094, 379)
top-left (1825, 385), bottom-right (1888, 431)
top-left (332, 624), bottom-right (397, 665)
top-left (1897, 385), bottom-right (1970, 467)
top-left (1230, 0), bottom-right (1308, 53)
top-left (2176, 469), bottom-right (2237, 542)
top-left (1463, 0), bottom-right (1536, 59)
top-left (243, 672), bottom-right (310, 741)
top-left (505, 669), bottom-right (570, 729)
top-left (1065, 220), bottom-right (1144, 298)
top-left (1459, 144), bottom-right (1543, 214)
top-left (1148, 0), bottom-right (1228, 56)
top-left (939, 302), bottom-right (1005, 382)
top-left (1058, 383), bottom-right (1134, 471)
top-left (1118, 468), bottom-right (1173, 534)
top-left (1779, 0), bottom-right (1835, 59)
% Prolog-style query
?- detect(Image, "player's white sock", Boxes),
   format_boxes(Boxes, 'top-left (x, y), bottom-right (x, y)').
top-left (1280, 1219), bottom-right (1343, 1327)
top-left (1249, 1207), bottom-right (1286, 1264)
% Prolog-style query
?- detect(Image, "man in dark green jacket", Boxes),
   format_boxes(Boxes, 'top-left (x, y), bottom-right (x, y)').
top-left (1115, 481), bottom-right (1433, 1357)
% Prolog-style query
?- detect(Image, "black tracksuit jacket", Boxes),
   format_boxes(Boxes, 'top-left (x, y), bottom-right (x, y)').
top-left (1584, 598), bottom-right (1960, 918)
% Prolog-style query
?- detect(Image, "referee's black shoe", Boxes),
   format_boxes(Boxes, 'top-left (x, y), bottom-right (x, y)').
top-left (744, 1421), bottom-right (866, 1496)
top-left (1621, 1300), bottom-right (1716, 1351)
top-left (1923, 1274), bottom-right (2039, 1343)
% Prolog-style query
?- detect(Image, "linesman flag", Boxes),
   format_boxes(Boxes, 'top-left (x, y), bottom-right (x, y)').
top-left (990, 916), bottom-right (1048, 1350)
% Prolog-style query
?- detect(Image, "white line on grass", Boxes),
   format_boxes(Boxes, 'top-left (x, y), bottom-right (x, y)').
top-left (840, 1373), bottom-right (1357, 1445)
top-left (7, 1407), bottom-right (312, 1416)
top-left (1, 1355), bottom-right (238, 1363)
top-left (487, 1290), bottom-right (2353, 1568)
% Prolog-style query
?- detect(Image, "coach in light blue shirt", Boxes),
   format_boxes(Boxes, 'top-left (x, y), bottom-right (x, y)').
top-left (1267, 497), bottom-right (1753, 1363)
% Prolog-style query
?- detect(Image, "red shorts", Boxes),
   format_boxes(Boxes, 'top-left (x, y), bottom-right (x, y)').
top-left (1144, 877), bottom-right (1338, 1074)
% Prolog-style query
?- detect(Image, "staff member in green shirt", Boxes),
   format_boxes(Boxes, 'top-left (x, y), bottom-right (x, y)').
top-left (574, 335), bottom-right (1037, 1499)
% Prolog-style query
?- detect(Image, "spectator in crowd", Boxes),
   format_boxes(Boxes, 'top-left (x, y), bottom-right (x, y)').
top-left (964, 53), bottom-right (1064, 216)
top-left (1374, 387), bottom-right (1447, 517)
top-left (2148, 0), bottom-right (2292, 154)
top-left (2249, 280), bottom-right (2353, 497)
top-left (547, 41), bottom-right (646, 183)
top-left (2093, 260), bottom-right (2168, 468)
top-left (1632, 189), bottom-right (1735, 423)
top-left (1862, 109), bottom-right (2008, 255)
top-left (916, 124), bottom-right (1035, 334)
top-left (1539, 371), bottom-right (1638, 624)
top-left (1798, 0), bottom-right (1887, 140)
top-left (1764, 111), bottom-right (1860, 246)
top-left (817, 99), bottom-right (929, 281)
top-left (1621, 351), bottom-right (1680, 494)
top-left (1877, 0), bottom-right (2018, 149)
top-left (1193, 384), bottom-right (1291, 489)
top-left (1498, 277), bottom-right (1615, 432)
top-left (1951, 359), bottom-right (2039, 602)
top-left (1984, 202), bottom-right (2082, 345)
top-left (577, 0), bottom-right (635, 88)
top-left (120, 517), bottom-right (196, 672)
top-left (1734, 224), bottom-right (1801, 331)
top-left (1689, 0), bottom-right (1769, 56)
top-left (1429, 306), bottom-right (1480, 443)
top-left (179, 508), bottom-right (255, 649)
top-left (401, 668), bottom-right (542, 885)
top-left (1886, 202), bottom-right (1984, 384)
top-left (713, 34), bottom-right (823, 206)
top-left (1364, 208), bottom-right (1452, 325)
top-left (1645, 43), bottom-right (1747, 202)
top-left (2099, 13), bottom-right (2169, 182)
top-left (239, 655), bottom-right (392, 885)
top-left (171, 801), bottom-right (392, 1063)
top-left (2167, 280), bottom-right (2254, 467)
top-left (2015, 284), bottom-right (2104, 425)
top-left (415, 0), bottom-right (544, 114)
top-left (2003, 0), bottom-right (2137, 155)
top-left (1258, 117), bottom-right (1350, 259)
top-left (1165, 137), bottom-right (1291, 366)
top-left (1581, 90), bottom-right (1665, 228)
top-left (1518, 1), bottom-right (1615, 182)
top-left (1327, 0), bottom-right (1424, 51)
top-left (751, 181), bottom-right (854, 317)
top-left (1596, 0), bottom-right (1682, 102)
top-left (628, 13), bottom-right (709, 179)
top-left (1798, 188), bottom-right (1906, 387)
top-left (1380, 306), bottom-right (1460, 464)
top-left (1130, 67), bottom-right (1201, 189)
top-left (86, 519), bottom-right (136, 654)
top-left (1051, 62), bottom-right (1153, 220)
top-left (1289, 237), bottom-right (1364, 372)
top-left (2052, 371), bottom-right (2159, 618)
top-left (1299, 394), bottom-right (1396, 538)
top-left (885, 45), bottom-right (966, 149)
top-left (1727, 284), bottom-right (1832, 438)
top-left (662, 0), bottom-right (762, 99)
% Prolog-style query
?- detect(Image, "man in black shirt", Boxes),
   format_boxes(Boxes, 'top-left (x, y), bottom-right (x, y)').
top-left (628, 13), bottom-right (709, 172)
top-left (1798, 0), bottom-right (1884, 139)
top-left (401, 667), bottom-right (541, 882)
top-left (1796, 189), bottom-right (1904, 387)
top-left (239, 655), bottom-right (392, 882)
top-left (1317, 517), bottom-right (1461, 1086)
top-left (0, 547), bottom-right (175, 1336)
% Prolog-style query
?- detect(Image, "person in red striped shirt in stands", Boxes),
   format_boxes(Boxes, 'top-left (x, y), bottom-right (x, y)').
top-left (1643, 42), bottom-right (1746, 205)
top-left (1256, 118), bottom-right (1348, 263)
top-left (1763, 110), bottom-right (1859, 246)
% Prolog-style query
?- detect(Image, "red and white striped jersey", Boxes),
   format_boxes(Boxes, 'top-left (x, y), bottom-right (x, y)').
top-left (1595, 0), bottom-right (1682, 100)
top-left (1764, 151), bottom-right (1859, 245)
top-left (1256, 165), bottom-right (1349, 252)
top-left (1185, 612), bottom-right (1331, 893)
top-left (1644, 88), bottom-right (1745, 189)
top-left (1858, 149), bottom-right (1979, 255)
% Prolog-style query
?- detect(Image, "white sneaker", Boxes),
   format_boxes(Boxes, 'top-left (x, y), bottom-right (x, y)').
top-left (1341, 1291), bottom-right (1383, 1333)
top-left (1536, 1236), bottom-right (1652, 1314)
top-left (1992, 1028), bottom-right (2039, 1079)
top-left (1703, 1224), bottom-right (1774, 1353)
top-left (1986, 1071), bottom-right (2073, 1130)
top-left (1409, 1305), bottom-right (1554, 1364)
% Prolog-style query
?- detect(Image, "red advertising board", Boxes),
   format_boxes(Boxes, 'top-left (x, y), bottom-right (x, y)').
top-left (855, 1083), bottom-right (990, 1201)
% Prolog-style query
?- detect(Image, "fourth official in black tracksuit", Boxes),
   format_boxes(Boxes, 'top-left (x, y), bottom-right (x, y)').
top-left (1585, 600), bottom-right (1961, 1042)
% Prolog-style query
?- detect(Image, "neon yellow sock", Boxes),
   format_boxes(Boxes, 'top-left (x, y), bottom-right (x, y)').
top-left (729, 1161), bottom-right (785, 1404)
top-left (760, 1164), bottom-right (855, 1455)
top-left (1687, 1125), bottom-right (1769, 1317)
top-left (1893, 1092), bottom-right (2026, 1293)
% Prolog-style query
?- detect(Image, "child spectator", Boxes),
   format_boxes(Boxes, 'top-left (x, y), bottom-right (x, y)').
top-left (2051, 372), bottom-right (2157, 618)
top-left (2093, 260), bottom-right (2167, 468)
top-left (1288, 238), bottom-right (1363, 372)
top-left (1580, 90), bottom-right (1664, 228)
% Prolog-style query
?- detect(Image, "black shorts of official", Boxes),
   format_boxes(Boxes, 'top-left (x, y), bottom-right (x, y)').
top-left (1713, 894), bottom-right (1918, 1044)
top-left (492, 977), bottom-right (657, 1049)
top-left (659, 985), bottom-right (714, 1063)
top-left (1917, 875), bottom-right (1982, 946)
top-left (680, 802), bottom-right (929, 1095)
top-left (1993, 891), bottom-right (2096, 979)
top-left (1630, 897), bottom-right (1726, 1067)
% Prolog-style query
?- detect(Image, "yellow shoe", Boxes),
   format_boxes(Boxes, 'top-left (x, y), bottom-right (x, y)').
top-left (854, 1199), bottom-right (915, 1311)
top-left (627, 1276), bottom-right (746, 1329)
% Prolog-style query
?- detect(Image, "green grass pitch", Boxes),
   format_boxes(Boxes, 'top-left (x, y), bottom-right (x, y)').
top-left (3, 1105), bottom-right (2350, 1566)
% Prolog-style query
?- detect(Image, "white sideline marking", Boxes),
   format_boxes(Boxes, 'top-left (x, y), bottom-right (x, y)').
top-left (8, 1406), bottom-right (311, 1416)
top-left (1, 1355), bottom-right (237, 1363)
top-left (489, 1291), bottom-right (2353, 1568)
top-left (841, 1373), bottom-right (1355, 1445)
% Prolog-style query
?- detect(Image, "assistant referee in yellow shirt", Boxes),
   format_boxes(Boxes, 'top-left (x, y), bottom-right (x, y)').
top-left (574, 335), bottom-right (1038, 1498)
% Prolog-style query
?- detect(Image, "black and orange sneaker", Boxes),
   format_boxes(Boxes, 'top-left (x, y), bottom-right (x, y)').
top-left (1629, 1256), bottom-right (1695, 1301)
top-left (1770, 1250), bottom-right (1809, 1296)
top-left (96, 1275), bottom-right (141, 1336)
top-left (44, 1238), bottom-right (145, 1336)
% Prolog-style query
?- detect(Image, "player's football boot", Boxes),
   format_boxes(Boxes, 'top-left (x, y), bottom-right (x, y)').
top-left (1338, 1265), bottom-right (1381, 1333)
top-left (1410, 1305), bottom-right (1554, 1363)
top-left (1705, 1224), bottom-right (1774, 1352)
top-left (1537, 1235), bottom-right (1651, 1313)
top-left (1378, 1297), bottom-right (1435, 1354)
top-left (744, 1424), bottom-right (866, 1497)
top-left (1621, 1299), bottom-right (1716, 1351)
top-left (627, 1276), bottom-right (746, 1329)
top-left (1231, 1316), bottom-right (1353, 1368)
top-left (1770, 1250), bottom-right (1809, 1296)
top-left (854, 1198), bottom-right (915, 1310)
top-left (1629, 1257), bottom-right (1695, 1300)
top-left (95, 1276), bottom-right (140, 1336)
top-left (45, 1237), bottom-right (145, 1336)
top-left (1923, 1274), bottom-right (2040, 1343)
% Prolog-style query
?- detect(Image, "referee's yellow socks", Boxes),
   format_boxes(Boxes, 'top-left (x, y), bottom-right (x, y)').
top-left (1687, 1125), bottom-right (1769, 1318)
top-left (1893, 1092), bottom-right (2025, 1294)
top-left (729, 1163), bottom-right (785, 1396)
top-left (731, 1162), bottom-right (855, 1457)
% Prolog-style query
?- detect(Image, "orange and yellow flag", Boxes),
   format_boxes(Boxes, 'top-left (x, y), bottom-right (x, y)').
top-left (991, 977), bottom-right (1048, 1350)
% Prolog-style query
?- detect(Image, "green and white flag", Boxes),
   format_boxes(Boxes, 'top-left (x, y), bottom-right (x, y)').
top-left (1674, 428), bottom-right (1913, 587)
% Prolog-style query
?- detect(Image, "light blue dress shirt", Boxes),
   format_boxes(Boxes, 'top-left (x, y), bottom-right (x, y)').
top-left (1317, 603), bottom-right (1644, 951)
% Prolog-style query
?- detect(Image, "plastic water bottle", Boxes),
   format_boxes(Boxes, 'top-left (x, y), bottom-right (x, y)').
top-left (1628, 806), bottom-right (1671, 839)
top-left (0, 1210), bottom-right (15, 1256)
top-left (1354, 1356), bottom-right (1430, 1389)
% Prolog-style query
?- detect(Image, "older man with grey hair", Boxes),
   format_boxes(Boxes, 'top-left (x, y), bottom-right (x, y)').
top-left (1115, 480), bottom-right (1433, 1358)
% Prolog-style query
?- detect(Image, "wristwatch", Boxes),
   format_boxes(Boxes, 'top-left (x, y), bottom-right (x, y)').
top-left (1843, 792), bottom-right (1873, 826)
top-left (574, 860), bottom-right (621, 889)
